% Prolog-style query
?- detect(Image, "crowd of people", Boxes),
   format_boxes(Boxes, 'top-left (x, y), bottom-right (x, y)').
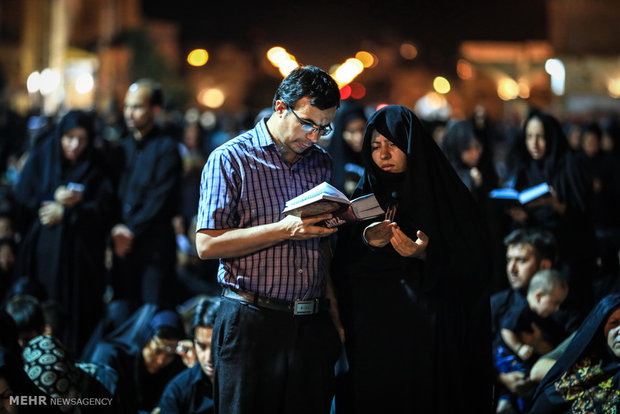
top-left (0, 64), bottom-right (619, 413)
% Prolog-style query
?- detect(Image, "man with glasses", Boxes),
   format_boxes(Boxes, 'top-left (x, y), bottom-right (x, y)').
top-left (196, 65), bottom-right (342, 414)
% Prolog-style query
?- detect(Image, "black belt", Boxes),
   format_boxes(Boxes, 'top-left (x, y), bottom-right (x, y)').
top-left (222, 287), bottom-right (330, 315)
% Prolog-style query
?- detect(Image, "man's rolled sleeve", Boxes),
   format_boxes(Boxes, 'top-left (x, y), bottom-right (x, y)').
top-left (197, 149), bottom-right (239, 231)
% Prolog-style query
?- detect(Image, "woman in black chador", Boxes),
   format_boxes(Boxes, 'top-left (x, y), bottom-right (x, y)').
top-left (528, 294), bottom-right (620, 413)
top-left (509, 110), bottom-right (596, 314)
top-left (15, 110), bottom-right (113, 354)
top-left (332, 105), bottom-right (493, 413)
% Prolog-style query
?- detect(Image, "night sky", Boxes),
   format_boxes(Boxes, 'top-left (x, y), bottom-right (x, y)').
top-left (143, 0), bottom-right (547, 71)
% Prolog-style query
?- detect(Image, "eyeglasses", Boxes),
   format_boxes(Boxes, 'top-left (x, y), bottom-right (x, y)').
top-left (287, 106), bottom-right (332, 137)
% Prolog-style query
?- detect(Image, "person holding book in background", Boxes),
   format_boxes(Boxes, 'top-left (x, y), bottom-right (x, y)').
top-left (196, 65), bottom-right (342, 414)
top-left (331, 105), bottom-right (493, 413)
top-left (508, 109), bottom-right (596, 316)
top-left (494, 269), bottom-right (570, 413)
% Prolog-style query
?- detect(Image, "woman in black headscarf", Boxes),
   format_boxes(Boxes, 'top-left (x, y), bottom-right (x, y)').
top-left (509, 110), bottom-right (596, 314)
top-left (332, 105), bottom-right (493, 413)
top-left (441, 120), bottom-right (506, 291)
top-left (14, 110), bottom-right (113, 354)
top-left (528, 294), bottom-right (620, 413)
top-left (327, 101), bottom-right (367, 196)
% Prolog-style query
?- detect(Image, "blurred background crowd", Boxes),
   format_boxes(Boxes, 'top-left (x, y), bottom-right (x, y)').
top-left (0, 0), bottom-right (620, 413)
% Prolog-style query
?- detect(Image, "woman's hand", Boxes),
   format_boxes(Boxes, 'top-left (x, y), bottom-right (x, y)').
top-left (363, 220), bottom-right (394, 247)
top-left (390, 227), bottom-right (429, 259)
top-left (54, 185), bottom-right (83, 207)
top-left (39, 201), bottom-right (63, 227)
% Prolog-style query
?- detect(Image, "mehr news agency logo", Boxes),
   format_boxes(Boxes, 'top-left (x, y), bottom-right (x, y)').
top-left (9, 395), bottom-right (113, 407)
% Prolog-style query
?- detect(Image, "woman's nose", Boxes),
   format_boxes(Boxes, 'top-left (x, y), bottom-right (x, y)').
top-left (380, 145), bottom-right (390, 159)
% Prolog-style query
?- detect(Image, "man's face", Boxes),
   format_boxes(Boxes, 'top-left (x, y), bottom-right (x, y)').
top-left (142, 336), bottom-right (178, 374)
top-left (506, 244), bottom-right (540, 291)
top-left (194, 326), bottom-right (214, 378)
top-left (276, 97), bottom-right (337, 155)
top-left (124, 85), bottom-right (156, 136)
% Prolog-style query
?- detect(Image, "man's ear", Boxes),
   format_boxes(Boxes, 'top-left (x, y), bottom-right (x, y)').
top-left (274, 100), bottom-right (287, 115)
top-left (539, 258), bottom-right (552, 270)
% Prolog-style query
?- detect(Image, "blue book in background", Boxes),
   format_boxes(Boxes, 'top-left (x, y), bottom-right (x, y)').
top-left (489, 182), bottom-right (551, 207)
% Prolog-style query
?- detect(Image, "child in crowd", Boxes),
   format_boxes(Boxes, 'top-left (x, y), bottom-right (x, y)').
top-left (494, 269), bottom-right (569, 413)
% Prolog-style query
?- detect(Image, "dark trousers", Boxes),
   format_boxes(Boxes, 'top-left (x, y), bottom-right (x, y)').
top-left (212, 297), bottom-right (341, 414)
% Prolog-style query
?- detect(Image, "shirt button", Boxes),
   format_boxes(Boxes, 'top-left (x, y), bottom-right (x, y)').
top-left (298, 269), bottom-right (303, 274)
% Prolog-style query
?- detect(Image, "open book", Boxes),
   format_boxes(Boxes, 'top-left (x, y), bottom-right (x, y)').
top-left (283, 182), bottom-right (385, 228)
top-left (489, 182), bottom-right (551, 207)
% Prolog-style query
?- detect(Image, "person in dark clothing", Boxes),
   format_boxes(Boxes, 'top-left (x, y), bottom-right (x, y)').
top-left (109, 79), bottom-right (182, 306)
top-left (441, 120), bottom-right (505, 292)
top-left (491, 229), bottom-right (581, 411)
top-left (332, 105), bottom-right (493, 413)
top-left (326, 101), bottom-right (367, 197)
top-left (528, 294), bottom-right (620, 413)
top-left (508, 110), bottom-right (597, 315)
top-left (577, 122), bottom-right (620, 276)
top-left (14, 110), bottom-right (113, 354)
top-left (156, 297), bottom-right (220, 414)
top-left (90, 308), bottom-right (187, 414)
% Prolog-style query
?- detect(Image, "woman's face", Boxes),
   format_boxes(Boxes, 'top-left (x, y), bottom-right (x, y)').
top-left (370, 130), bottom-right (407, 173)
top-left (461, 138), bottom-right (483, 168)
top-left (525, 117), bottom-right (546, 160)
top-left (582, 132), bottom-right (600, 158)
top-left (61, 127), bottom-right (89, 162)
top-left (342, 118), bottom-right (366, 153)
top-left (605, 307), bottom-right (620, 358)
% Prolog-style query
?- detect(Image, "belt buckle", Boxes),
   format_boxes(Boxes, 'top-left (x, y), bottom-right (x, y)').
top-left (293, 299), bottom-right (317, 315)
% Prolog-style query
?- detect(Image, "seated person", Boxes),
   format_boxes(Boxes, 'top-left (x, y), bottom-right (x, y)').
top-left (528, 293), bottom-right (620, 413)
top-left (4, 295), bottom-right (117, 413)
top-left (90, 308), bottom-right (187, 413)
top-left (155, 297), bottom-right (220, 414)
top-left (495, 270), bottom-right (569, 412)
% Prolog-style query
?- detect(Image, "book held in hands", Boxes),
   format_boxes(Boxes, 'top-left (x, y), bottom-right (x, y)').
top-left (489, 182), bottom-right (551, 207)
top-left (283, 182), bottom-right (385, 227)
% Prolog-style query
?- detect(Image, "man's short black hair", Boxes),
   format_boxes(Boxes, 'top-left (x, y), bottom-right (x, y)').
top-left (5, 294), bottom-right (45, 334)
top-left (504, 228), bottom-right (557, 262)
top-left (192, 297), bottom-right (220, 332)
top-left (132, 78), bottom-right (164, 107)
top-left (272, 65), bottom-right (340, 111)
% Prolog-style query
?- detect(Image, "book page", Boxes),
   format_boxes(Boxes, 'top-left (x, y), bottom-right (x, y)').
top-left (285, 182), bottom-right (349, 207)
top-left (350, 194), bottom-right (384, 219)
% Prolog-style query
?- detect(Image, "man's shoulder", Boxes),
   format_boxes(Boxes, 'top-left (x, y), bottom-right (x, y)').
top-left (210, 129), bottom-right (261, 157)
top-left (491, 289), bottom-right (513, 306)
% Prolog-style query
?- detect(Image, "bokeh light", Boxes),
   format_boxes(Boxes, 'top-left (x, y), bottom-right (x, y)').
top-left (456, 59), bottom-right (473, 80)
top-left (518, 79), bottom-right (530, 99)
top-left (340, 85), bottom-right (352, 100)
top-left (74, 73), bottom-right (94, 94)
top-left (497, 78), bottom-right (519, 100)
top-left (350, 82), bottom-right (366, 99)
top-left (187, 49), bottom-right (209, 66)
top-left (333, 58), bottom-right (364, 87)
top-left (608, 78), bottom-right (620, 98)
top-left (198, 88), bottom-right (225, 108)
top-left (400, 43), bottom-right (418, 60)
top-left (355, 51), bottom-right (375, 68)
top-left (27, 71), bottom-right (40, 93)
top-left (433, 76), bottom-right (451, 94)
top-left (39, 68), bottom-right (60, 96)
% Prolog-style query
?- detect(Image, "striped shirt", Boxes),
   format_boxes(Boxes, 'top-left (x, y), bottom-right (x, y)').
top-left (196, 119), bottom-right (332, 301)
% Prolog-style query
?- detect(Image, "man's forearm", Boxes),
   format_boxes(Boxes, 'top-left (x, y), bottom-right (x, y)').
top-left (196, 223), bottom-right (287, 259)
